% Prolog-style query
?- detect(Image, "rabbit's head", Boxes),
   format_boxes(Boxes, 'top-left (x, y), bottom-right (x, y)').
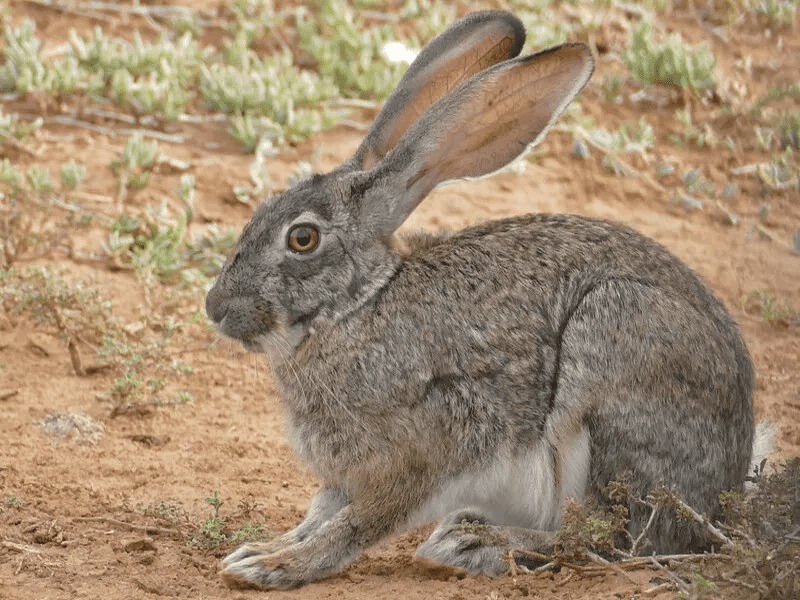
top-left (206, 11), bottom-right (593, 354)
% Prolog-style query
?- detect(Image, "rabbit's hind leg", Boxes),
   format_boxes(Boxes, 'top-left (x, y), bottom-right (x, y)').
top-left (415, 510), bottom-right (554, 576)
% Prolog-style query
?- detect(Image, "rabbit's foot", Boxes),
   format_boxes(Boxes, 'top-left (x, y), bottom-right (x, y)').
top-left (415, 511), bottom-right (510, 576)
top-left (415, 510), bottom-right (554, 577)
top-left (221, 544), bottom-right (306, 590)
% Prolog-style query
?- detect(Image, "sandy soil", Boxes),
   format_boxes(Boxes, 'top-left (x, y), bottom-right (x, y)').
top-left (1, 1), bottom-right (798, 599)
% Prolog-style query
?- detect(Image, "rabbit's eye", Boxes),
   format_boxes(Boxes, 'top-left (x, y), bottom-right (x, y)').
top-left (287, 224), bottom-right (320, 253)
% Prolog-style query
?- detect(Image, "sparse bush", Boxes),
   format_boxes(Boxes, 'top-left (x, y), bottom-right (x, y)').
top-left (106, 203), bottom-right (237, 287)
top-left (190, 490), bottom-right (268, 548)
top-left (742, 289), bottom-right (799, 326)
top-left (110, 131), bottom-right (159, 201)
top-left (60, 161), bottom-right (86, 191)
top-left (625, 22), bottom-right (716, 91)
top-left (296, 0), bottom-right (413, 99)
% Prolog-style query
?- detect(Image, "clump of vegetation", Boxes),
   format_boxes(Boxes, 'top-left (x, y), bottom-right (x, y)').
top-left (716, 458), bottom-right (800, 599)
top-left (4, 496), bottom-right (26, 509)
top-left (190, 491), bottom-right (267, 548)
top-left (742, 289), bottom-right (799, 327)
top-left (106, 202), bottom-right (237, 290)
top-left (553, 498), bottom-right (629, 561)
top-left (0, 157), bottom-right (92, 268)
top-left (0, 106), bottom-right (41, 147)
top-left (296, 0), bottom-right (414, 100)
top-left (0, 266), bottom-right (196, 415)
top-left (570, 118), bottom-right (656, 176)
top-left (136, 501), bottom-right (182, 521)
top-left (0, 266), bottom-right (116, 344)
top-left (751, 0), bottom-right (799, 29)
top-left (625, 21), bottom-right (716, 91)
top-left (512, 461), bottom-right (800, 598)
top-left (110, 131), bottom-right (159, 203)
top-left (0, 19), bottom-right (49, 94)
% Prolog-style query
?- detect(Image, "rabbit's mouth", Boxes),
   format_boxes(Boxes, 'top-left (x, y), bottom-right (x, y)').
top-left (206, 282), bottom-right (280, 342)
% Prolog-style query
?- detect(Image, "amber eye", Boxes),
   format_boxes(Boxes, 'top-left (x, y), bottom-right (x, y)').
top-left (287, 224), bottom-right (320, 253)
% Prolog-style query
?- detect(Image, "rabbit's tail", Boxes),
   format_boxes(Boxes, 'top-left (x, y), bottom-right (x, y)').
top-left (745, 421), bottom-right (776, 491)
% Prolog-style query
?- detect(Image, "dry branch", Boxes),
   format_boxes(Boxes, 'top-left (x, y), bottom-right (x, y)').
top-left (74, 516), bottom-right (182, 539)
top-left (0, 130), bottom-right (40, 157)
top-left (675, 498), bottom-right (734, 549)
top-left (1, 541), bottom-right (42, 554)
top-left (46, 116), bottom-right (184, 144)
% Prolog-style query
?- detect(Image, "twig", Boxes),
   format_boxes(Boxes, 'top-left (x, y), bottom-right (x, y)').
top-left (786, 527), bottom-right (800, 543)
top-left (1, 541), bottom-right (42, 554)
top-left (325, 98), bottom-right (380, 110)
top-left (675, 498), bottom-right (734, 548)
top-left (79, 1), bottom-right (199, 17)
top-left (24, 0), bottom-right (198, 17)
top-left (68, 191), bottom-right (114, 204)
top-left (631, 504), bottom-right (659, 555)
top-left (45, 116), bottom-right (184, 143)
top-left (178, 113), bottom-right (228, 124)
top-left (0, 390), bottom-right (19, 401)
top-left (67, 339), bottom-right (85, 376)
top-left (22, 0), bottom-right (115, 22)
top-left (0, 130), bottom-right (40, 157)
top-left (509, 547), bottom-right (553, 565)
top-left (642, 582), bottom-right (671, 597)
top-left (720, 575), bottom-right (758, 591)
top-left (80, 108), bottom-right (138, 125)
top-left (505, 549), bottom-right (519, 576)
top-left (753, 223), bottom-right (792, 251)
top-left (585, 550), bottom-right (639, 584)
top-left (532, 560), bottom-right (559, 574)
top-left (650, 555), bottom-right (689, 594)
top-left (73, 517), bottom-right (182, 539)
top-left (338, 120), bottom-right (370, 132)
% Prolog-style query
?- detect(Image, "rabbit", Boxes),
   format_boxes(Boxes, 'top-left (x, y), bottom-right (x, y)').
top-left (205, 10), bottom-right (757, 590)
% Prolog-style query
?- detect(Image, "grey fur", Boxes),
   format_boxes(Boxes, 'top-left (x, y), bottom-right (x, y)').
top-left (206, 11), bottom-right (755, 590)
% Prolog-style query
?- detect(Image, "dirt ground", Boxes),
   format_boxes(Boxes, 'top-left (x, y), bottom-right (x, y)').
top-left (1, 1), bottom-right (799, 599)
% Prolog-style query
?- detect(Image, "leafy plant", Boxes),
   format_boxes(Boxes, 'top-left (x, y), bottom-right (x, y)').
top-left (625, 22), bottom-right (716, 91)
top-left (4, 496), bottom-right (25, 508)
top-left (110, 131), bottom-right (159, 201)
top-left (0, 19), bottom-right (49, 94)
top-left (1, 161), bottom-right (90, 267)
top-left (59, 161), bottom-right (87, 191)
top-left (295, 0), bottom-right (413, 99)
top-left (0, 107), bottom-right (41, 144)
top-left (742, 289), bottom-right (798, 326)
top-left (752, 0), bottom-right (799, 28)
top-left (190, 491), bottom-right (267, 548)
top-left (106, 203), bottom-right (237, 287)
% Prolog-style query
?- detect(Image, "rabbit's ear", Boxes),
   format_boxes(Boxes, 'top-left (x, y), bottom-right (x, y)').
top-left (362, 44), bottom-right (594, 235)
top-left (351, 11), bottom-right (525, 171)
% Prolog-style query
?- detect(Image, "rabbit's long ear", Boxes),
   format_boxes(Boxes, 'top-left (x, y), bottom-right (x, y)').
top-left (350, 11), bottom-right (525, 171)
top-left (361, 44), bottom-right (594, 235)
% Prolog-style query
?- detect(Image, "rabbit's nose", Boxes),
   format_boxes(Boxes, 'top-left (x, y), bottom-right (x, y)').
top-left (205, 282), bottom-right (228, 324)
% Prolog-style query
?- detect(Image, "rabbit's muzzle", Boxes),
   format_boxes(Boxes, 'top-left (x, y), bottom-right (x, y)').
top-left (206, 283), bottom-right (277, 348)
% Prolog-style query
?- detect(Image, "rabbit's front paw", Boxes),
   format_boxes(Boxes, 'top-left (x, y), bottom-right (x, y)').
top-left (221, 544), bottom-right (301, 590)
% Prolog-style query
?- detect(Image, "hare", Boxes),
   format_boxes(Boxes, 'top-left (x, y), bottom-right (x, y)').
top-left (205, 10), bottom-right (757, 590)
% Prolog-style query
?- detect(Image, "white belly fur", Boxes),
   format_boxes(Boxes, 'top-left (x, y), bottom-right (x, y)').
top-left (408, 427), bottom-right (590, 531)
